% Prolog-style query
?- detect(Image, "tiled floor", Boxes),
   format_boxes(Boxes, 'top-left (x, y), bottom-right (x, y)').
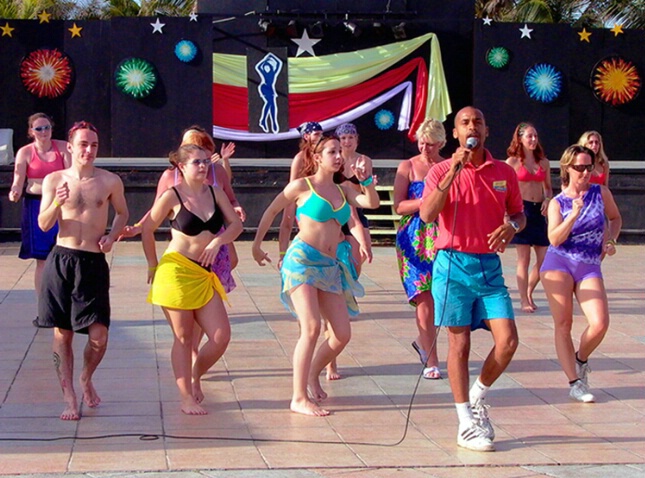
top-left (0, 241), bottom-right (643, 477)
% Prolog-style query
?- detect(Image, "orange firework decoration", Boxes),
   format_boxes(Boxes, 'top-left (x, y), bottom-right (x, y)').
top-left (592, 56), bottom-right (641, 107)
top-left (20, 49), bottom-right (73, 99)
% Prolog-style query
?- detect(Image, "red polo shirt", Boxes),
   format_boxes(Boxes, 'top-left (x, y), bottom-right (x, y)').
top-left (423, 149), bottom-right (523, 254)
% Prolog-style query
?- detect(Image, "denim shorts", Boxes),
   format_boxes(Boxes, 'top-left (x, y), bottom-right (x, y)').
top-left (432, 249), bottom-right (514, 331)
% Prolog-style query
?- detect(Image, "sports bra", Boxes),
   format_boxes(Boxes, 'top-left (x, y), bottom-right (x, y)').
top-left (169, 186), bottom-right (224, 236)
top-left (295, 177), bottom-right (351, 225)
top-left (26, 142), bottom-right (65, 179)
top-left (516, 163), bottom-right (546, 182)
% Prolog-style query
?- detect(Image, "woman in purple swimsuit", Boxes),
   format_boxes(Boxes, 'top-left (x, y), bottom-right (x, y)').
top-left (540, 145), bottom-right (621, 404)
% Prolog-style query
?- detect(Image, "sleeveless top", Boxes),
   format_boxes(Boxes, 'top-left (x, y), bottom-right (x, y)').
top-left (26, 142), bottom-right (65, 179)
top-left (296, 177), bottom-right (351, 225)
top-left (516, 163), bottom-right (546, 182)
top-left (169, 186), bottom-right (224, 236)
top-left (547, 184), bottom-right (605, 265)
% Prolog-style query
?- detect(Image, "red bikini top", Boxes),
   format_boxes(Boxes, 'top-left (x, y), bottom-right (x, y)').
top-left (516, 163), bottom-right (546, 183)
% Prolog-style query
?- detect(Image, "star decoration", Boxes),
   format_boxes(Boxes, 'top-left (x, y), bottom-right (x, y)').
top-left (38, 11), bottom-right (52, 24)
top-left (519, 24), bottom-right (533, 39)
top-left (610, 24), bottom-right (624, 36)
top-left (68, 23), bottom-right (82, 38)
top-left (151, 18), bottom-right (165, 34)
top-left (189, 12), bottom-right (198, 22)
top-left (482, 17), bottom-right (493, 26)
top-left (291, 29), bottom-right (320, 57)
top-left (1, 22), bottom-right (14, 37)
top-left (578, 28), bottom-right (591, 43)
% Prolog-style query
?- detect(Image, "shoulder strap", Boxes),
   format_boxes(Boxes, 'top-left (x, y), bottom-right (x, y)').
top-left (208, 185), bottom-right (217, 205)
top-left (170, 186), bottom-right (184, 205)
top-left (304, 177), bottom-right (314, 191)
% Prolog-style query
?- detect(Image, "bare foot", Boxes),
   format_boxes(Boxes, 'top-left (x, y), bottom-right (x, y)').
top-left (181, 398), bottom-right (208, 415)
top-left (528, 297), bottom-right (538, 310)
top-left (60, 399), bottom-right (80, 421)
top-left (520, 301), bottom-right (536, 313)
top-left (326, 363), bottom-right (341, 381)
top-left (307, 378), bottom-right (328, 401)
top-left (290, 398), bottom-right (330, 417)
top-left (193, 379), bottom-right (205, 404)
top-left (80, 379), bottom-right (101, 408)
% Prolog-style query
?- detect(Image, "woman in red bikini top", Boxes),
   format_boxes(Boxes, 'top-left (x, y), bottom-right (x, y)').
top-left (8, 113), bottom-right (71, 201)
top-left (505, 122), bottom-right (553, 313)
top-left (578, 130), bottom-right (609, 187)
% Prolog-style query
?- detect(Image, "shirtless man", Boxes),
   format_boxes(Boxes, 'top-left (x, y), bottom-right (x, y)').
top-left (36, 121), bottom-right (129, 420)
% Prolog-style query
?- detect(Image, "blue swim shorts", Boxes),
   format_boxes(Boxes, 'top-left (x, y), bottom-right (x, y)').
top-left (432, 249), bottom-right (514, 331)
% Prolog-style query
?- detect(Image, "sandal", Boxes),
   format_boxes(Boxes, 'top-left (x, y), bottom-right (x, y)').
top-left (423, 366), bottom-right (441, 380)
top-left (411, 341), bottom-right (429, 365)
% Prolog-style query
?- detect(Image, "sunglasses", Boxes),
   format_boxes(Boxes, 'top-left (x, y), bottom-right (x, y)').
top-left (32, 125), bottom-right (52, 132)
top-left (188, 159), bottom-right (211, 166)
top-left (569, 164), bottom-right (594, 173)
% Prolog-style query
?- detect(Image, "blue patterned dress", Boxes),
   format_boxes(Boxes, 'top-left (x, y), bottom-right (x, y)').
top-left (395, 181), bottom-right (439, 306)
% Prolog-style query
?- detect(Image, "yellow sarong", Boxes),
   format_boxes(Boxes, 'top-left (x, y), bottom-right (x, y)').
top-left (148, 250), bottom-right (228, 310)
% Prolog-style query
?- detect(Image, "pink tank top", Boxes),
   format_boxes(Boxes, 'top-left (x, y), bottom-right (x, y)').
top-left (516, 163), bottom-right (546, 183)
top-left (26, 142), bottom-right (65, 179)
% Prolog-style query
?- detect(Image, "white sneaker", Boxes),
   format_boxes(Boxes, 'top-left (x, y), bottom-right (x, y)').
top-left (576, 360), bottom-right (591, 385)
top-left (471, 398), bottom-right (495, 440)
top-left (569, 380), bottom-right (595, 403)
top-left (457, 421), bottom-right (495, 452)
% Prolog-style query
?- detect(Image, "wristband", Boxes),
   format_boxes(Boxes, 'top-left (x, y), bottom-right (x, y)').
top-left (279, 251), bottom-right (286, 256)
top-left (359, 176), bottom-right (374, 187)
top-left (134, 222), bottom-right (142, 228)
top-left (148, 266), bottom-right (157, 271)
top-left (606, 239), bottom-right (617, 246)
top-left (53, 199), bottom-right (61, 208)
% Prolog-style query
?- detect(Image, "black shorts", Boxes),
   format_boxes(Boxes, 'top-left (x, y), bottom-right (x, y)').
top-left (341, 208), bottom-right (370, 235)
top-left (36, 245), bottom-right (111, 334)
top-left (511, 200), bottom-right (549, 247)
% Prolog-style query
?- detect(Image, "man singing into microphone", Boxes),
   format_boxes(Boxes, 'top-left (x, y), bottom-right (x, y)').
top-left (420, 107), bottom-right (525, 452)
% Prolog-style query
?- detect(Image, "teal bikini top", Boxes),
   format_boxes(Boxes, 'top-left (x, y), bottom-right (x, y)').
top-left (296, 177), bottom-right (351, 225)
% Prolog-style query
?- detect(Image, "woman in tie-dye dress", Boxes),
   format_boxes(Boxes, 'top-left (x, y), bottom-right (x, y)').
top-left (394, 118), bottom-right (446, 379)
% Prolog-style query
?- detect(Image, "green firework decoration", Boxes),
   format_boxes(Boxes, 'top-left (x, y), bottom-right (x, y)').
top-left (487, 47), bottom-right (510, 69)
top-left (114, 58), bottom-right (157, 99)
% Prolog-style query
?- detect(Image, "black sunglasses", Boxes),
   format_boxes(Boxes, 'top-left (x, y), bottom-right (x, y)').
top-left (32, 125), bottom-right (52, 132)
top-left (569, 164), bottom-right (594, 173)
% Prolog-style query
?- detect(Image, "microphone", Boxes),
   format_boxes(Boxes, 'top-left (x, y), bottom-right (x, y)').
top-left (455, 137), bottom-right (478, 172)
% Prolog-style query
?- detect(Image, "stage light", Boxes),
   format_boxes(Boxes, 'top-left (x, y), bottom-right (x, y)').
top-left (286, 20), bottom-right (298, 38)
top-left (344, 21), bottom-right (361, 37)
top-left (258, 19), bottom-right (271, 32)
top-left (392, 22), bottom-right (406, 40)
top-left (310, 21), bottom-right (324, 38)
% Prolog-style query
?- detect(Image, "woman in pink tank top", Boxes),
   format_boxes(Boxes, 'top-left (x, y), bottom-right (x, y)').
top-left (505, 122), bottom-right (553, 313)
top-left (8, 113), bottom-right (71, 318)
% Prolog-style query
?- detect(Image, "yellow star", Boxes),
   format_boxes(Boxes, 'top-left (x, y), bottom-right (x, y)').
top-left (1, 22), bottom-right (15, 37)
top-left (38, 10), bottom-right (52, 23)
top-left (68, 23), bottom-right (82, 38)
top-left (610, 24), bottom-right (624, 36)
top-left (578, 28), bottom-right (591, 43)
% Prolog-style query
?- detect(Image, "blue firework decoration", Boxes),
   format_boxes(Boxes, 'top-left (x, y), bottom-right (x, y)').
top-left (524, 63), bottom-right (563, 104)
top-left (175, 40), bottom-right (198, 63)
top-left (114, 57), bottom-right (157, 99)
top-left (374, 109), bottom-right (395, 130)
top-left (486, 46), bottom-right (510, 69)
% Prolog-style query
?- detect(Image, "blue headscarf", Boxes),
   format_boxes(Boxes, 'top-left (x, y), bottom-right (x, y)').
top-left (297, 121), bottom-right (322, 137)
top-left (335, 123), bottom-right (357, 136)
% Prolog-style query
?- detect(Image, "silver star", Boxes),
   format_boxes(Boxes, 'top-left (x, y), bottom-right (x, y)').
top-left (151, 18), bottom-right (165, 34)
top-left (519, 24), bottom-right (533, 39)
top-left (483, 17), bottom-right (493, 26)
top-left (291, 29), bottom-right (320, 57)
top-left (189, 12), bottom-right (198, 22)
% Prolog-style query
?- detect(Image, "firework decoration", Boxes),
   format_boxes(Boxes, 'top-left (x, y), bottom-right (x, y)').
top-left (486, 47), bottom-right (510, 69)
top-left (175, 40), bottom-right (198, 63)
top-left (114, 57), bottom-right (158, 99)
top-left (374, 109), bottom-right (395, 130)
top-left (20, 49), bottom-right (73, 99)
top-left (591, 56), bottom-right (641, 107)
top-left (523, 63), bottom-right (563, 104)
